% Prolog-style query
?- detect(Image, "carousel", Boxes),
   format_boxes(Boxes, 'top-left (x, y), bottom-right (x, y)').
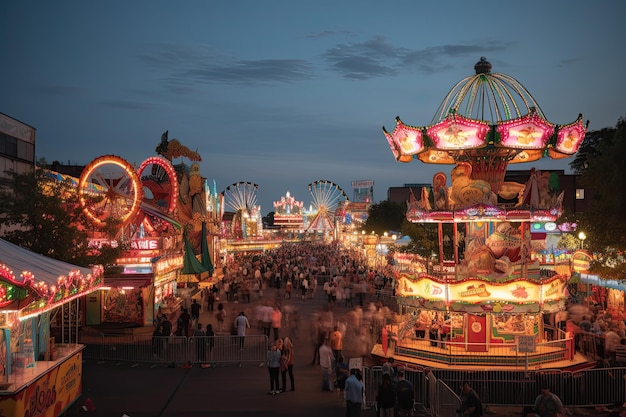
top-left (376, 57), bottom-right (589, 370)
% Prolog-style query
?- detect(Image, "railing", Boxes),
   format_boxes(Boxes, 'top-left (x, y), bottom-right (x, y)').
top-left (82, 334), bottom-right (269, 365)
top-left (363, 366), bottom-right (626, 412)
top-left (393, 337), bottom-right (572, 368)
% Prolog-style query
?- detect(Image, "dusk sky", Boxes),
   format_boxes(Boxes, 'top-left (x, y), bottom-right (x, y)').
top-left (2, 1), bottom-right (625, 215)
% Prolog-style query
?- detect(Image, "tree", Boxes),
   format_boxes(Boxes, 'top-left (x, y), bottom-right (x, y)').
top-left (400, 220), bottom-right (439, 258)
top-left (571, 117), bottom-right (626, 279)
top-left (263, 211), bottom-right (275, 227)
top-left (569, 125), bottom-right (616, 174)
top-left (363, 201), bottom-right (405, 235)
top-left (0, 168), bottom-right (123, 268)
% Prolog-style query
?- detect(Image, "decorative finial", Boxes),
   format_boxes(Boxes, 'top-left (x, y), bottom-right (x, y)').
top-left (474, 57), bottom-right (492, 74)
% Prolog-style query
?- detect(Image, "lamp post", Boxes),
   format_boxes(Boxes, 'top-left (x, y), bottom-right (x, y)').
top-left (578, 231), bottom-right (586, 250)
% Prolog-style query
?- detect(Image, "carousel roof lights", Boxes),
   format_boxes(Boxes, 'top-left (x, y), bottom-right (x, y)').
top-left (383, 57), bottom-right (587, 179)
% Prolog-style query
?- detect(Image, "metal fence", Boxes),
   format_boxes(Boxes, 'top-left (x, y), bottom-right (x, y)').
top-left (82, 334), bottom-right (269, 365)
top-left (82, 334), bottom-right (625, 410)
top-left (363, 365), bottom-right (626, 412)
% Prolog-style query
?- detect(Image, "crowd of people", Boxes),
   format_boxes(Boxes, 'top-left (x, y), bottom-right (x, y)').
top-left (149, 239), bottom-right (626, 416)
top-left (562, 298), bottom-right (626, 367)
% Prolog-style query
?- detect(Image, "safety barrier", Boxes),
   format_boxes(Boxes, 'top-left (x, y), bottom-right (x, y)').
top-left (363, 365), bottom-right (626, 411)
top-left (82, 334), bottom-right (269, 365)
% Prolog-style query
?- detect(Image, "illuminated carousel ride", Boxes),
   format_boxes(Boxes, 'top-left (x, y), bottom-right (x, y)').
top-left (375, 57), bottom-right (589, 369)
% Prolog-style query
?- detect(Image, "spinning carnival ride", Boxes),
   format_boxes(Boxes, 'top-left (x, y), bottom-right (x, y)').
top-left (221, 182), bottom-right (261, 238)
top-left (306, 180), bottom-right (349, 234)
top-left (78, 155), bottom-right (181, 236)
top-left (378, 58), bottom-right (587, 367)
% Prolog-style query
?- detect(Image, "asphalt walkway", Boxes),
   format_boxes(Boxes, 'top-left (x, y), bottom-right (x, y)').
top-left (73, 281), bottom-right (609, 417)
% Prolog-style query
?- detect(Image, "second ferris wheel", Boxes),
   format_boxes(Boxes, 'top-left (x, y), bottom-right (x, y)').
top-left (306, 180), bottom-right (349, 234)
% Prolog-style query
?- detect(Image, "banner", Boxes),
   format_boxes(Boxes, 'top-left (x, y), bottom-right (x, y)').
top-left (466, 314), bottom-right (487, 352)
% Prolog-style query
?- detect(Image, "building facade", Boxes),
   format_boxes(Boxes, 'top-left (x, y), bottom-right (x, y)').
top-left (0, 112), bottom-right (36, 188)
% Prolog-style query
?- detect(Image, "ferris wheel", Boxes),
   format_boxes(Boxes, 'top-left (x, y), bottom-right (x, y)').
top-left (78, 155), bottom-right (143, 228)
top-left (221, 182), bottom-right (260, 238)
top-left (222, 181), bottom-right (259, 213)
top-left (306, 180), bottom-right (349, 232)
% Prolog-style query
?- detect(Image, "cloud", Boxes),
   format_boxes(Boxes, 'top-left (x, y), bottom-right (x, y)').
top-left (183, 59), bottom-right (316, 84)
top-left (322, 37), bottom-right (512, 78)
top-left (322, 36), bottom-right (404, 79)
top-left (137, 38), bottom-right (512, 87)
top-left (138, 43), bottom-right (316, 86)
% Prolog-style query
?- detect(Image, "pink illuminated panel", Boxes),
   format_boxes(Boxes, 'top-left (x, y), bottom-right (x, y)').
top-left (497, 113), bottom-right (554, 149)
top-left (427, 114), bottom-right (489, 150)
top-left (384, 131), bottom-right (401, 160)
top-left (390, 122), bottom-right (425, 156)
top-left (555, 119), bottom-right (585, 154)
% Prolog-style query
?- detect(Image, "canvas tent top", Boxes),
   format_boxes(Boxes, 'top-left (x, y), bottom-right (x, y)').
top-left (0, 238), bottom-right (103, 316)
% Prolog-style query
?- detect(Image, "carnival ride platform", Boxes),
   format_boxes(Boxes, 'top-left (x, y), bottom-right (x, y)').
top-left (371, 339), bottom-right (596, 372)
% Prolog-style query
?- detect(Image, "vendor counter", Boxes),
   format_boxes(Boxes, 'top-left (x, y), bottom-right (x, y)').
top-left (0, 344), bottom-right (84, 416)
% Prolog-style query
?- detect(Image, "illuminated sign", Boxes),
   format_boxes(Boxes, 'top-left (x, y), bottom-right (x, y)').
top-left (397, 274), bottom-right (565, 305)
top-left (90, 238), bottom-right (161, 251)
top-left (572, 250), bottom-right (591, 272)
top-left (130, 239), bottom-right (160, 251)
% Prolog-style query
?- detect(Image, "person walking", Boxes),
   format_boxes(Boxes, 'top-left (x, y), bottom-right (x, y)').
top-left (267, 340), bottom-right (282, 395)
top-left (234, 311), bottom-right (250, 350)
top-left (459, 381), bottom-right (483, 417)
top-left (344, 368), bottom-right (364, 417)
top-left (381, 357), bottom-right (396, 381)
top-left (261, 301), bottom-right (273, 339)
top-left (271, 305), bottom-right (283, 341)
top-left (205, 323), bottom-right (215, 362)
top-left (280, 336), bottom-right (295, 392)
top-left (190, 299), bottom-right (201, 323)
top-left (533, 386), bottom-right (564, 417)
top-left (376, 373), bottom-right (395, 417)
top-left (329, 325), bottom-right (343, 382)
top-left (159, 313), bottom-right (172, 337)
top-left (193, 322), bottom-right (205, 361)
top-left (152, 325), bottom-right (164, 359)
top-left (178, 308), bottom-right (191, 337)
top-left (319, 339), bottom-right (335, 391)
top-left (216, 303), bottom-right (226, 332)
top-left (395, 370), bottom-right (414, 417)
top-left (207, 289), bottom-right (216, 312)
top-left (310, 321), bottom-right (327, 365)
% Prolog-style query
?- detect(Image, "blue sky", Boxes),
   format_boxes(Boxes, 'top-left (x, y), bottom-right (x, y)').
top-left (2, 1), bottom-right (625, 215)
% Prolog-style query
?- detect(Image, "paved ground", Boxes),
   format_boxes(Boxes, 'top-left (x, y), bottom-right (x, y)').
top-left (67, 282), bottom-right (611, 417)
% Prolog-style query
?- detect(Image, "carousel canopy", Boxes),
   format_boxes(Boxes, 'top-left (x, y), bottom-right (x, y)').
top-left (383, 57), bottom-right (587, 193)
top-left (0, 238), bottom-right (103, 316)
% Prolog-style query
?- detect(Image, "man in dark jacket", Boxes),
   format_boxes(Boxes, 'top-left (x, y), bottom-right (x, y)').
top-left (395, 371), bottom-right (414, 417)
top-left (459, 381), bottom-right (483, 417)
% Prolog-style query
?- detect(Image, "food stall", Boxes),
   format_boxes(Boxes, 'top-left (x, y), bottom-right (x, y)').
top-left (0, 238), bottom-right (103, 416)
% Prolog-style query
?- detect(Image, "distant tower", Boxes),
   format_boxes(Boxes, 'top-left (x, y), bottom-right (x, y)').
top-left (351, 180), bottom-right (374, 203)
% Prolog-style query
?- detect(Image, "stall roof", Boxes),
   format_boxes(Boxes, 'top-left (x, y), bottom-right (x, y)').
top-left (0, 238), bottom-right (103, 316)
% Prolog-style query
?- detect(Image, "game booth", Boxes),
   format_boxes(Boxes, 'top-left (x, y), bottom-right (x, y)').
top-left (0, 238), bottom-right (103, 416)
